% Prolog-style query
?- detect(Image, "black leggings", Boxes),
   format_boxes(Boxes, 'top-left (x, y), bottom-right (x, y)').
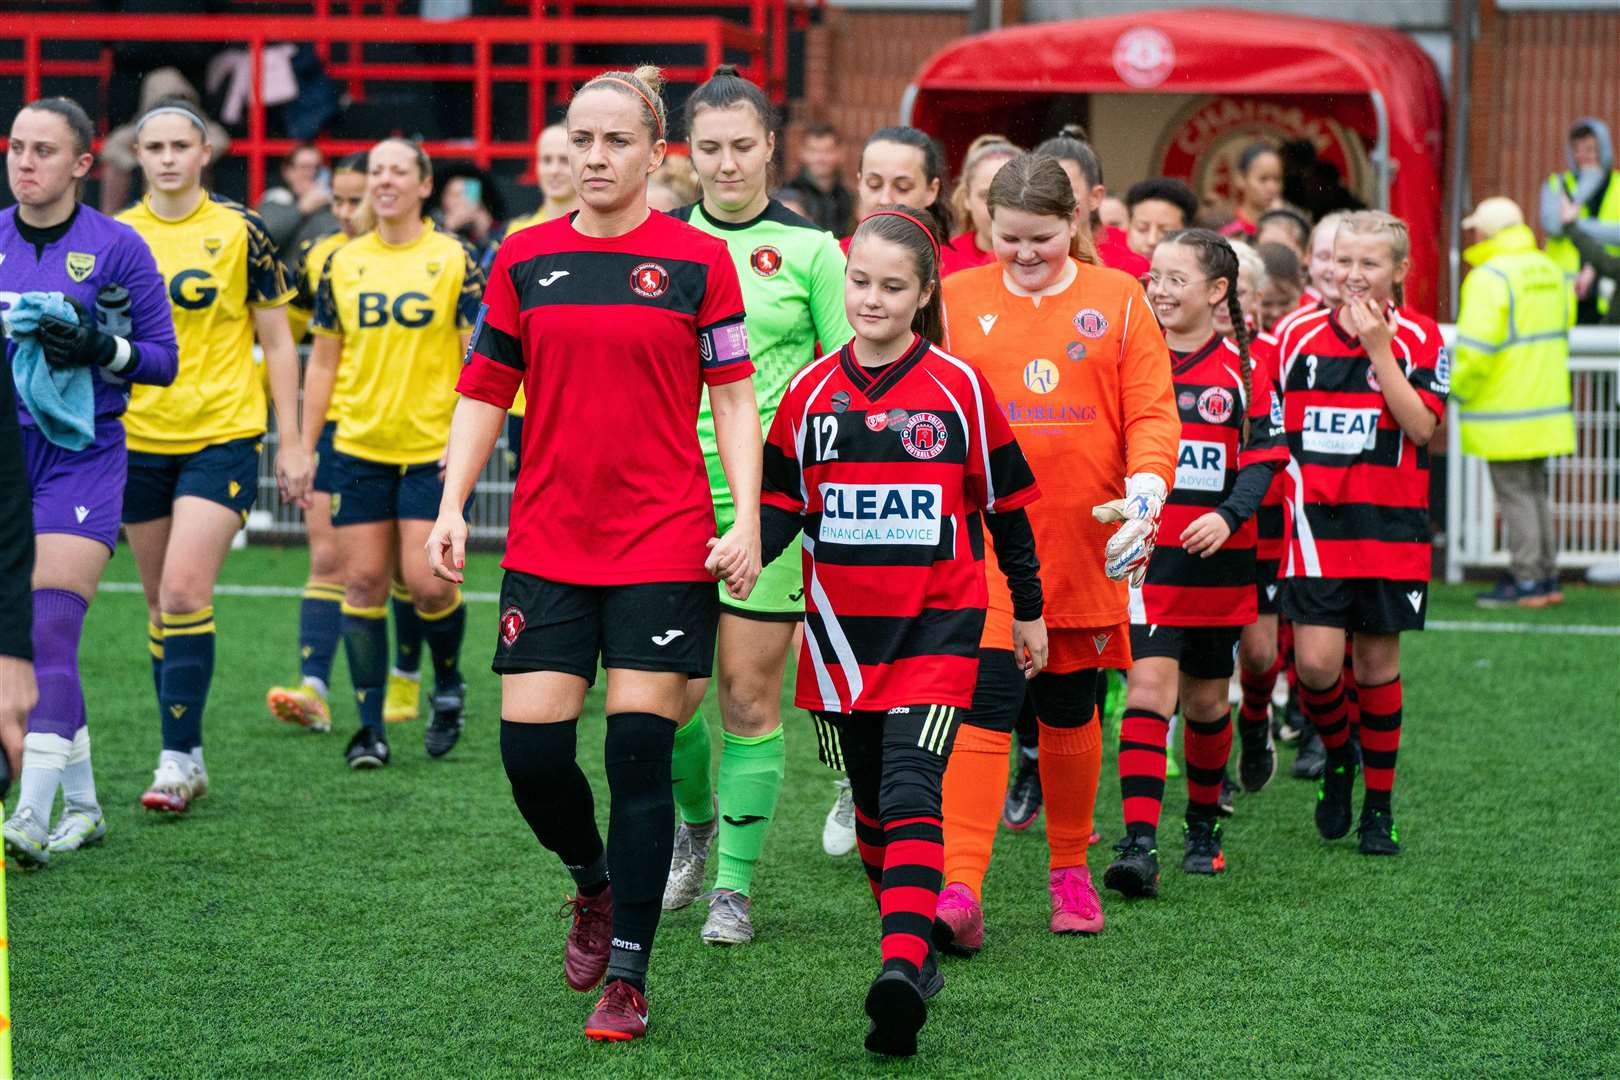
top-left (1014, 667), bottom-right (1110, 747)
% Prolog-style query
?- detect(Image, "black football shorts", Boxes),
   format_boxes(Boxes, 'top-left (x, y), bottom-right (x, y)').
top-left (1278, 577), bottom-right (1428, 635)
top-left (492, 571), bottom-right (719, 684)
top-left (1129, 623), bottom-right (1243, 681)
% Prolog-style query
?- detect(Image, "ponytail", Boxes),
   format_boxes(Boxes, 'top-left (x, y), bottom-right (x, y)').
top-left (850, 205), bottom-right (945, 345)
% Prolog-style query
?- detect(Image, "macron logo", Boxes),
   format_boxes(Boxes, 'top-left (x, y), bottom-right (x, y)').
top-left (1266, 584), bottom-right (1278, 601)
top-left (651, 629), bottom-right (685, 647)
top-left (539, 270), bottom-right (570, 287)
top-left (74, 505), bottom-right (90, 523)
top-left (978, 314), bottom-right (998, 336)
top-left (1406, 590), bottom-right (1423, 613)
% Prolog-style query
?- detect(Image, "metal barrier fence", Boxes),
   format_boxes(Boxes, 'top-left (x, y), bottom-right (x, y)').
top-left (1444, 325), bottom-right (1620, 582)
top-left (247, 381), bottom-right (517, 546)
top-left (247, 329), bottom-right (1620, 572)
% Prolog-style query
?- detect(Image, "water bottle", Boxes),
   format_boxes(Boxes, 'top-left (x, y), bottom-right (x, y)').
top-left (95, 284), bottom-right (132, 338)
top-left (95, 283), bottom-right (132, 387)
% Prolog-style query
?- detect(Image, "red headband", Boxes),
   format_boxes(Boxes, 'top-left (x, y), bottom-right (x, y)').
top-left (592, 76), bottom-right (664, 141)
top-left (858, 210), bottom-right (941, 266)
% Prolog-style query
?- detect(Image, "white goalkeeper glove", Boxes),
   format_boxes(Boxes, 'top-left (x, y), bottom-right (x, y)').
top-left (1092, 473), bottom-right (1168, 588)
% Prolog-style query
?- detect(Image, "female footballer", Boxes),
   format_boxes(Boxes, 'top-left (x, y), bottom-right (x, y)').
top-left (428, 65), bottom-right (761, 1043)
top-left (118, 98), bottom-right (310, 815)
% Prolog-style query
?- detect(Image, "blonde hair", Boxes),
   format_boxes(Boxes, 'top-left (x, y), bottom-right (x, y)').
top-left (1311, 210), bottom-right (1348, 249)
top-left (949, 133), bottom-right (1021, 232)
top-left (651, 152), bottom-right (700, 206)
top-left (577, 64), bottom-right (668, 143)
top-left (986, 152), bottom-right (1098, 265)
top-left (1337, 209), bottom-right (1410, 304)
top-left (1228, 238), bottom-right (1267, 294)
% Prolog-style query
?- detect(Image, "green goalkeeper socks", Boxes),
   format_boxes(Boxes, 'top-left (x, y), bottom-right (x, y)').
top-left (712, 726), bottom-right (786, 897)
top-left (670, 712), bottom-right (716, 826)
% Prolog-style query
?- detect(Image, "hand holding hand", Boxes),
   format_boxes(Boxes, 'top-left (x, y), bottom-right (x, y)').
top-left (1011, 617), bottom-right (1048, 679)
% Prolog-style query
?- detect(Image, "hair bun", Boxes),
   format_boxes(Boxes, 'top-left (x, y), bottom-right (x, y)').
top-left (1059, 123), bottom-right (1088, 141)
top-left (712, 63), bottom-right (741, 79)
top-left (631, 64), bottom-right (665, 96)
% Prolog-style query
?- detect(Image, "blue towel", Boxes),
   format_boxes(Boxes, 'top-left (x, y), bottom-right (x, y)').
top-left (5, 291), bottom-right (94, 451)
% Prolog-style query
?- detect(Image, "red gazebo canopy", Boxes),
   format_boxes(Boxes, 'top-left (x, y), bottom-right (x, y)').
top-left (905, 7), bottom-right (1446, 313)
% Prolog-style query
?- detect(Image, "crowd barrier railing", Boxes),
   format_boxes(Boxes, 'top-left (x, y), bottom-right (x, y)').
top-left (245, 327), bottom-right (1620, 572)
top-left (1443, 325), bottom-right (1620, 582)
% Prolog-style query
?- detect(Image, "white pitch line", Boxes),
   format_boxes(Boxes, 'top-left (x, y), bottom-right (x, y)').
top-left (97, 581), bottom-right (506, 604)
top-left (94, 582), bottom-right (1620, 636)
top-left (1424, 619), bottom-right (1620, 637)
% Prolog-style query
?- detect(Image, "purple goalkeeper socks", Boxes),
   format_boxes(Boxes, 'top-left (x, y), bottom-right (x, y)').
top-left (27, 588), bottom-right (88, 741)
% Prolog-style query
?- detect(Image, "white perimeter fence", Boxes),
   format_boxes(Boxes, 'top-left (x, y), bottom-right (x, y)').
top-left (1443, 325), bottom-right (1619, 583)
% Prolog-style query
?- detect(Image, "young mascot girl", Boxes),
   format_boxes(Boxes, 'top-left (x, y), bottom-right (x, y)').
top-left (1272, 210), bottom-right (1446, 855)
top-left (1222, 241), bottom-right (1291, 789)
top-left (755, 204), bottom-right (1044, 1057)
top-left (935, 153), bottom-right (1179, 950)
top-left (429, 65), bottom-right (761, 1042)
top-left (1103, 230), bottom-right (1286, 896)
top-left (941, 134), bottom-right (1020, 277)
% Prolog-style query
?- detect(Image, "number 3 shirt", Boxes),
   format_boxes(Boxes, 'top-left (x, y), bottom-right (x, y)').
top-left (1273, 304), bottom-right (1448, 581)
top-left (458, 211), bottom-right (752, 585)
top-left (760, 335), bottom-right (1039, 713)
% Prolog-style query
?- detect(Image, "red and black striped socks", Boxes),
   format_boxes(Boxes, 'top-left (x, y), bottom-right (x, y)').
top-left (1118, 708), bottom-right (1170, 843)
top-left (1238, 652), bottom-right (1282, 737)
top-left (878, 814), bottom-right (944, 977)
top-left (1183, 713), bottom-right (1232, 819)
top-left (854, 805), bottom-right (885, 903)
top-left (1301, 677), bottom-right (1354, 762)
top-left (1358, 677), bottom-right (1402, 812)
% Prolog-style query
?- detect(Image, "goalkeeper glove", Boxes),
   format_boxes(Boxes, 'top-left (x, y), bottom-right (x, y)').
top-left (1092, 472), bottom-right (1168, 587)
top-left (37, 289), bottom-right (134, 372)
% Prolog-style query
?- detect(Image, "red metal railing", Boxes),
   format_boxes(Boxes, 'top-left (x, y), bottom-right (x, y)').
top-left (3, 11), bottom-right (769, 202)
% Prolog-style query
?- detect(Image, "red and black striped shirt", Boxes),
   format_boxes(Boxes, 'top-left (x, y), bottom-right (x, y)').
top-left (1251, 331), bottom-right (1287, 565)
top-left (1273, 304), bottom-right (1447, 581)
top-left (762, 336), bottom-right (1039, 713)
top-left (1134, 334), bottom-right (1287, 627)
top-left (458, 211), bottom-right (752, 585)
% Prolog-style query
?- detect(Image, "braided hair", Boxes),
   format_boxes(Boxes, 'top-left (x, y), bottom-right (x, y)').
top-left (1166, 228), bottom-right (1252, 443)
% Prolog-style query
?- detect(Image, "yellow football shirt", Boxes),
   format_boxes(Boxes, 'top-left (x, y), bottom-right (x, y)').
top-left (288, 229), bottom-right (347, 343)
top-left (287, 229), bottom-right (356, 422)
top-left (119, 193), bottom-right (294, 454)
top-left (311, 222), bottom-right (484, 465)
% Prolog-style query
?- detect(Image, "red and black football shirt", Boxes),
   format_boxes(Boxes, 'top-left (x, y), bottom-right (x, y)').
top-left (458, 211), bottom-right (753, 585)
top-left (762, 336), bottom-right (1039, 713)
top-left (1135, 333), bottom-right (1287, 627)
top-left (1273, 304), bottom-right (1447, 582)
top-left (1250, 331), bottom-right (1288, 567)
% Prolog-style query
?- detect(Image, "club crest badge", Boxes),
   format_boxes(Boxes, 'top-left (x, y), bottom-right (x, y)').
top-left (1074, 308), bottom-right (1109, 339)
top-left (630, 261), bottom-right (670, 299)
top-left (901, 412), bottom-right (948, 459)
top-left (64, 251), bottom-right (95, 282)
top-left (500, 605), bottom-right (526, 648)
top-left (750, 245), bottom-right (782, 277)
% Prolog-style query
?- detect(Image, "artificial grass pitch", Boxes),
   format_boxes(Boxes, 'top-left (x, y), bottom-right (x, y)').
top-left (12, 545), bottom-right (1619, 1077)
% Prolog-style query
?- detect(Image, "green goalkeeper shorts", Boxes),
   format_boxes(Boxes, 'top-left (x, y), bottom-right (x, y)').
top-left (717, 532), bottom-right (804, 621)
